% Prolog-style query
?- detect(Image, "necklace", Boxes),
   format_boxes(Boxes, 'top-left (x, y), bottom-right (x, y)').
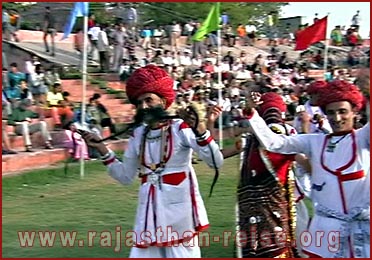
top-left (139, 125), bottom-right (173, 175)
top-left (146, 131), bottom-right (162, 143)
top-left (326, 134), bottom-right (348, 153)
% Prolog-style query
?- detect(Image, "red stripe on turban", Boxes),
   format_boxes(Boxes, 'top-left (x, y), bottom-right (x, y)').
top-left (318, 80), bottom-right (364, 111)
top-left (126, 65), bottom-right (175, 109)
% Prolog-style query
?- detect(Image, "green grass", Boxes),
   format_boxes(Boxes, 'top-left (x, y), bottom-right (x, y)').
top-left (2, 157), bottom-right (241, 258)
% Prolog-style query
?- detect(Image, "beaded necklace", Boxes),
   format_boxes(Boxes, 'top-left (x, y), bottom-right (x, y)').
top-left (138, 123), bottom-right (173, 187)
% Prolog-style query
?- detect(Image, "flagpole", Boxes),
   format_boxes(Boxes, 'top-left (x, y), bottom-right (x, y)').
top-left (323, 13), bottom-right (330, 78)
top-left (80, 12), bottom-right (88, 179)
top-left (217, 28), bottom-right (223, 149)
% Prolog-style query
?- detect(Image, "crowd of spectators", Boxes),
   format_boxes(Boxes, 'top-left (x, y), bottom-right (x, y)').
top-left (116, 44), bottom-right (368, 137)
top-left (2, 7), bottom-right (369, 160)
top-left (2, 55), bottom-right (118, 157)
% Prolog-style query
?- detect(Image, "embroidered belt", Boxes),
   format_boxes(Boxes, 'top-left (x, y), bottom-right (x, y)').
top-left (141, 172), bottom-right (186, 185)
top-left (315, 204), bottom-right (370, 258)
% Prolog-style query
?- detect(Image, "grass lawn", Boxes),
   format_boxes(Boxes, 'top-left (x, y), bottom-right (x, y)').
top-left (2, 156), bottom-right (242, 258)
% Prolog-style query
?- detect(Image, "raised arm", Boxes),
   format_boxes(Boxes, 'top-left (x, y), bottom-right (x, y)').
top-left (244, 91), bottom-right (312, 155)
top-left (180, 126), bottom-right (224, 169)
top-left (179, 105), bottom-right (224, 169)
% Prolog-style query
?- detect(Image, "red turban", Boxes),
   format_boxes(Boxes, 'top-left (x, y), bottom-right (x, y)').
top-left (126, 65), bottom-right (175, 109)
top-left (307, 80), bottom-right (327, 95)
top-left (258, 92), bottom-right (287, 117)
top-left (318, 80), bottom-right (364, 111)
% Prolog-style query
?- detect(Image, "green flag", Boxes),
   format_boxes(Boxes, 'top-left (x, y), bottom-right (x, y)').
top-left (192, 3), bottom-right (221, 42)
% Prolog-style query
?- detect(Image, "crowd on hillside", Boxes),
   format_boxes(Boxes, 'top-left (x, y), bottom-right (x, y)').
top-left (2, 57), bottom-right (118, 157)
top-left (2, 6), bottom-right (369, 159)
top-left (122, 47), bottom-right (368, 131)
top-left (71, 8), bottom-right (370, 73)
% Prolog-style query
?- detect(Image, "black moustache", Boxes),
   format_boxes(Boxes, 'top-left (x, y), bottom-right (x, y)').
top-left (135, 106), bottom-right (176, 125)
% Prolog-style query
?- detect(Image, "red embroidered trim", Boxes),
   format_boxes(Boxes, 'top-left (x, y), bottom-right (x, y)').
top-left (141, 126), bottom-right (173, 170)
top-left (179, 121), bottom-right (191, 130)
top-left (189, 172), bottom-right (200, 228)
top-left (195, 223), bottom-right (210, 231)
top-left (164, 128), bottom-right (173, 162)
top-left (141, 172), bottom-right (186, 185)
top-left (320, 131), bottom-right (357, 175)
top-left (338, 170), bottom-right (365, 182)
top-left (197, 136), bottom-right (213, 146)
top-left (103, 157), bottom-right (115, 166)
top-left (320, 130), bottom-right (361, 215)
top-left (294, 180), bottom-right (305, 203)
top-left (295, 194), bottom-right (305, 203)
top-left (243, 108), bottom-right (255, 119)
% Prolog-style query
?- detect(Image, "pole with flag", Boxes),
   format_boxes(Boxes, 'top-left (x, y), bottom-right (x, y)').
top-left (192, 2), bottom-right (222, 148)
top-left (323, 13), bottom-right (331, 77)
top-left (294, 15), bottom-right (327, 51)
top-left (62, 2), bottom-right (89, 178)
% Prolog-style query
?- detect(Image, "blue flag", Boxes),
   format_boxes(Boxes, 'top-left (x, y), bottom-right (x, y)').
top-left (61, 2), bottom-right (89, 40)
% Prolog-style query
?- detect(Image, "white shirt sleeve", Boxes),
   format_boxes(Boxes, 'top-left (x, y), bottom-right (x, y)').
top-left (179, 127), bottom-right (224, 169)
top-left (107, 135), bottom-right (140, 185)
top-left (356, 122), bottom-right (370, 149)
top-left (248, 110), bottom-right (312, 156)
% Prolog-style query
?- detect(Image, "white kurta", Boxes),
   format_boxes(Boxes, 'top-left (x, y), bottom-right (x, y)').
top-left (248, 111), bottom-right (370, 258)
top-left (105, 119), bottom-right (223, 257)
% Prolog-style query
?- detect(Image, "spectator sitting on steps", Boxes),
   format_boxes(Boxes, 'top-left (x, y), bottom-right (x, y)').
top-left (5, 78), bottom-right (21, 106)
top-left (46, 83), bottom-right (74, 129)
top-left (8, 63), bottom-right (25, 91)
top-left (2, 95), bottom-right (17, 155)
top-left (30, 64), bottom-right (48, 105)
top-left (87, 93), bottom-right (118, 139)
top-left (7, 99), bottom-right (53, 152)
top-left (63, 121), bottom-right (89, 161)
top-left (19, 79), bottom-right (33, 102)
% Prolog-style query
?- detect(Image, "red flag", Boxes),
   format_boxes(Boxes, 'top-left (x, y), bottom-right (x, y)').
top-left (295, 16), bottom-right (327, 51)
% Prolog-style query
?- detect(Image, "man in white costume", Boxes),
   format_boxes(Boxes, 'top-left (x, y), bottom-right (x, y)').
top-left (243, 79), bottom-right (369, 258)
top-left (81, 65), bottom-right (224, 258)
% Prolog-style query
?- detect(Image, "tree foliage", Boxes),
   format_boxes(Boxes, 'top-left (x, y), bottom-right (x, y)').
top-left (2, 2), bottom-right (35, 12)
top-left (138, 2), bottom-right (288, 27)
top-left (88, 2), bottom-right (117, 26)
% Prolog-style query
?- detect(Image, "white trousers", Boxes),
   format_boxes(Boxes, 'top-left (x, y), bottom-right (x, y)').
top-left (15, 121), bottom-right (51, 147)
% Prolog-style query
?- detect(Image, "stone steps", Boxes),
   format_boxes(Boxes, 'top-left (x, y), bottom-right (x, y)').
top-left (7, 124), bottom-right (112, 152)
top-left (107, 81), bottom-right (126, 91)
top-left (61, 79), bottom-right (135, 121)
top-left (2, 139), bottom-right (128, 175)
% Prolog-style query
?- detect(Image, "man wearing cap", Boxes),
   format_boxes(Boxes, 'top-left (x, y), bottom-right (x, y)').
top-left (81, 65), bottom-right (223, 258)
top-left (303, 80), bottom-right (333, 134)
top-left (243, 80), bottom-right (370, 258)
top-left (293, 105), bottom-right (308, 134)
